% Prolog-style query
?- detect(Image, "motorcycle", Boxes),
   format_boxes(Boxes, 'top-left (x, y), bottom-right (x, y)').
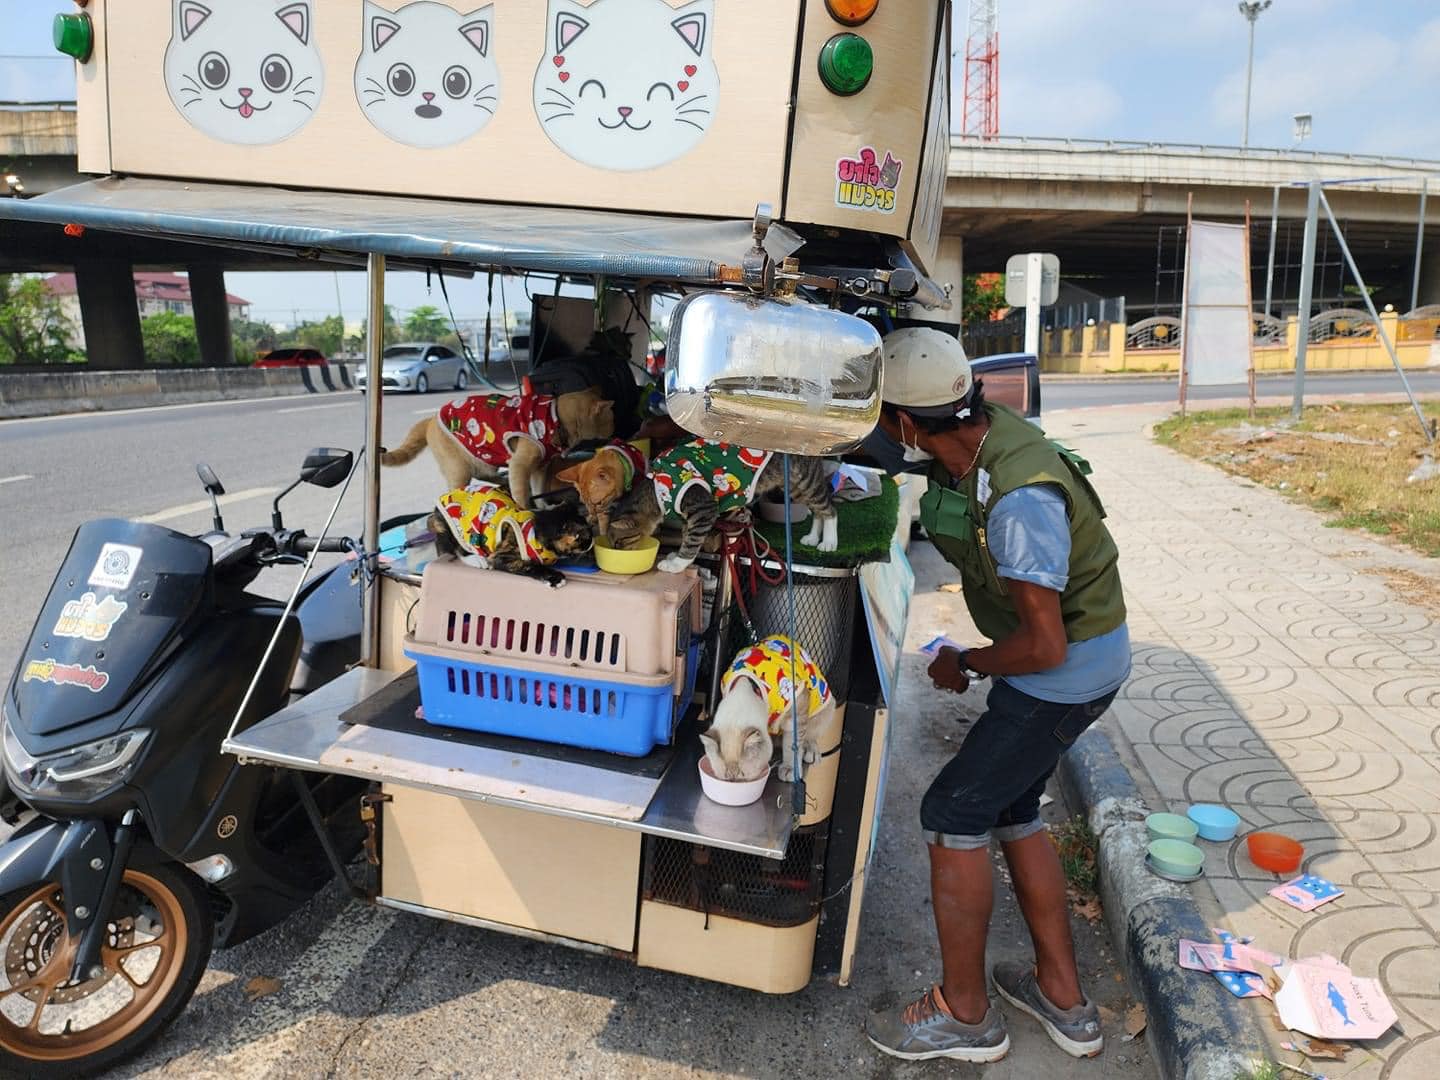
top-left (0, 448), bottom-right (373, 1077)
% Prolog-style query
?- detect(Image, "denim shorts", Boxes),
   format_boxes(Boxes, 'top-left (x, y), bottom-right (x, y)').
top-left (920, 678), bottom-right (1119, 849)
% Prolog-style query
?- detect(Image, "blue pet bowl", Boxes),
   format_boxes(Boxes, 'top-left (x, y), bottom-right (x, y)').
top-left (1187, 804), bottom-right (1240, 842)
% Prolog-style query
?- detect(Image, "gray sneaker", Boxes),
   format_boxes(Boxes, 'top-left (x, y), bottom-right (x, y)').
top-left (991, 961), bottom-right (1104, 1058)
top-left (865, 985), bottom-right (1011, 1063)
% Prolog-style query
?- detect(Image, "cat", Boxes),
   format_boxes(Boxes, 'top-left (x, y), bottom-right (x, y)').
top-left (164, 0), bottom-right (323, 145)
top-left (382, 388), bottom-right (615, 510)
top-left (533, 0), bottom-right (718, 171)
top-left (558, 439), bottom-right (839, 574)
top-left (355, 1), bottom-right (500, 148)
top-left (701, 635), bottom-right (833, 782)
top-left (878, 151), bottom-right (903, 190)
top-left (430, 481), bottom-right (593, 589)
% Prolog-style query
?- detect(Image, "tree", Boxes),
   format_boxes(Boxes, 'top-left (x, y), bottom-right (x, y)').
top-left (353, 304), bottom-right (401, 351)
top-left (141, 311), bottom-right (200, 365)
top-left (962, 272), bottom-right (1008, 328)
top-left (277, 314), bottom-right (344, 356)
top-left (403, 304), bottom-right (448, 341)
top-left (231, 318), bottom-right (278, 364)
top-left (0, 275), bottom-right (78, 364)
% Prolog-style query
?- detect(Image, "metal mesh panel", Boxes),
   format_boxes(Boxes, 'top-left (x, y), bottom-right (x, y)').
top-left (642, 825), bottom-right (829, 927)
top-left (723, 570), bottom-right (859, 702)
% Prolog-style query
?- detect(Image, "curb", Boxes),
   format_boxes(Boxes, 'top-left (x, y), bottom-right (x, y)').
top-left (1057, 726), bottom-right (1268, 1080)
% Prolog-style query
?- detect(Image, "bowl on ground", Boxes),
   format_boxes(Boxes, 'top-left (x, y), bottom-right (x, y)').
top-left (1147, 838), bottom-right (1206, 878)
top-left (698, 756), bottom-right (770, 807)
top-left (1247, 832), bottom-right (1304, 874)
top-left (1187, 804), bottom-right (1240, 842)
top-left (593, 536), bottom-right (659, 575)
top-left (1146, 812), bottom-right (1200, 844)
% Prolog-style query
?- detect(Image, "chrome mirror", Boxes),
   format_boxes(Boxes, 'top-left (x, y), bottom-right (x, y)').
top-left (664, 291), bottom-right (883, 455)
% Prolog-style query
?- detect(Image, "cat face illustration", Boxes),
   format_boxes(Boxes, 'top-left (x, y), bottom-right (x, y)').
top-left (534, 0), bottom-right (718, 171)
top-left (164, 1), bottom-right (323, 145)
top-left (355, 1), bottom-right (499, 149)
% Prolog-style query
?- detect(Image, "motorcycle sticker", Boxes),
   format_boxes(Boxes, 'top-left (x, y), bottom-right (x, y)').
top-left (52, 592), bottom-right (128, 642)
top-left (87, 543), bottom-right (144, 592)
top-left (22, 659), bottom-right (110, 693)
top-left (835, 146), bottom-right (902, 215)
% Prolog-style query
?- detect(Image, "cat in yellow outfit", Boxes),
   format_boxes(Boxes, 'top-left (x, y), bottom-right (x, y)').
top-left (702, 635), bottom-right (834, 782)
top-left (430, 481), bottom-right (593, 589)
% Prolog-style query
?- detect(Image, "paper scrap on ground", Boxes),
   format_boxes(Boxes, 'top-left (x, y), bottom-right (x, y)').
top-left (1180, 932), bottom-right (1287, 999)
top-left (920, 634), bottom-right (967, 655)
top-left (1270, 875), bottom-right (1343, 912)
top-left (1275, 959), bottom-right (1397, 1041)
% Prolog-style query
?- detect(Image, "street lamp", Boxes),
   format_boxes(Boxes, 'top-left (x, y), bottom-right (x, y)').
top-left (1238, 0), bottom-right (1272, 148)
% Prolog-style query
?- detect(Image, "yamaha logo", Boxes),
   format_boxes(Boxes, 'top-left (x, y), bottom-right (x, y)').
top-left (217, 814), bottom-right (238, 839)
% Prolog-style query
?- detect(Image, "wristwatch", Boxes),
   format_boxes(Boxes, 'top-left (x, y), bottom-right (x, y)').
top-left (956, 649), bottom-right (989, 680)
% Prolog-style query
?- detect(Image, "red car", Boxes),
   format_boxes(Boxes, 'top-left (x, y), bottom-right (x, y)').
top-left (254, 347), bottom-right (330, 368)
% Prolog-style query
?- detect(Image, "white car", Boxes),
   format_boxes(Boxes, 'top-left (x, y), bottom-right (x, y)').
top-left (355, 343), bottom-right (470, 394)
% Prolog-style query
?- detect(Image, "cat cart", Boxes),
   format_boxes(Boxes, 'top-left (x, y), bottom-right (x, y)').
top-left (6, 0), bottom-right (957, 1007)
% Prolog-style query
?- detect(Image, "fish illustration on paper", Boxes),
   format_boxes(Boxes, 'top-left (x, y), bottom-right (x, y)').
top-left (1326, 982), bottom-right (1357, 1026)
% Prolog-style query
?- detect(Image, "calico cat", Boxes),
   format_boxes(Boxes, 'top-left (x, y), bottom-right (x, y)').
top-left (355, 1), bottom-right (499, 148)
top-left (165, 0), bottom-right (323, 145)
top-left (430, 483), bottom-right (593, 589)
top-left (382, 388), bottom-right (615, 509)
top-left (533, 0), bottom-right (718, 171)
top-left (558, 440), bottom-right (839, 574)
top-left (701, 635), bottom-right (833, 782)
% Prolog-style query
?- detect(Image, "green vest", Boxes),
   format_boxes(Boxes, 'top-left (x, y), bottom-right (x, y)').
top-left (920, 404), bottom-right (1126, 644)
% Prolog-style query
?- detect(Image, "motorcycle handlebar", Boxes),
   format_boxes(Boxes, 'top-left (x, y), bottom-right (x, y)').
top-left (292, 535), bottom-right (352, 555)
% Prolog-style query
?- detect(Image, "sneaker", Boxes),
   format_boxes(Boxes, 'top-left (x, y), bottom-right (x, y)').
top-left (865, 985), bottom-right (1011, 1063)
top-left (991, 960), bottom-right (1104, 1058)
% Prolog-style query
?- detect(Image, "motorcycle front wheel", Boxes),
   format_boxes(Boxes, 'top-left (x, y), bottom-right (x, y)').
top-left (0, 863), bottom-right (213, 1078)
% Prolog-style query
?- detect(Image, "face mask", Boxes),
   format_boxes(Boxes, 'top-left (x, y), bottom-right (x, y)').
top-left (860, 425), bottom-right (932, 475)
top-left (899, 417), bottom-right (934, 463)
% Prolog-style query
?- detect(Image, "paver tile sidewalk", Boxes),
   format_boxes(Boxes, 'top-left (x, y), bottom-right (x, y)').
top-left (1045, 404), bottom-right (1440, 1080)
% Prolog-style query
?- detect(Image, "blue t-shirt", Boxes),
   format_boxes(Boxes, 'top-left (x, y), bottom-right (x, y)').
top-left (982, 483), bottom-right (1130, 704)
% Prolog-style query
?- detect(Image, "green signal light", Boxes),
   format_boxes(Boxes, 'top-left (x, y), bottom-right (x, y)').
top-left (818, 33), bottom-right (873, 97)
top-left (53, 13), bottom-right (94, 63)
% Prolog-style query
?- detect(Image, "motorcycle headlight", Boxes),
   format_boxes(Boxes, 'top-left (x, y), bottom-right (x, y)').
top-left (2, 718), bottom-right (149, 800)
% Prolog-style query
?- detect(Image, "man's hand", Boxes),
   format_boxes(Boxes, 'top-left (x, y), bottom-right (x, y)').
top-left (928, 646), bottom-right (971, 695)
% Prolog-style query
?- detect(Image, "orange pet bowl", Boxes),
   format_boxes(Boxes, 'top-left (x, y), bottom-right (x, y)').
top-left (1247, 832), bottom-right (1303, 874)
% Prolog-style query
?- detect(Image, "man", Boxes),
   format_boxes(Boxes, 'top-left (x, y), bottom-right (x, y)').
top-left (864, 327), bottom-right (1130, 1064)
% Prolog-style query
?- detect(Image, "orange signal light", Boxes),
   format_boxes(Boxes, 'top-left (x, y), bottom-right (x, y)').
top-left (826, 0), bottom-right (879, 26)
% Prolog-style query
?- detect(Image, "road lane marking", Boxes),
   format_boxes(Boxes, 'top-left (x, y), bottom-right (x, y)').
top-left (136, 487), bottom-right (278, 524)
top-left (0, 474), bottom-right (33, 486)
top-left (276, 402), bottom-right (355, 414)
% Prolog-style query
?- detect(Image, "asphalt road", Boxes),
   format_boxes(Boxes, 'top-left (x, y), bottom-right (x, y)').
top-left (1041, 368), bottom-right (1440, 410)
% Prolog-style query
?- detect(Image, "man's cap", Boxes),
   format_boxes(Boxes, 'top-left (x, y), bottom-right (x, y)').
top-left (881, 327), bottom-right (974, 418)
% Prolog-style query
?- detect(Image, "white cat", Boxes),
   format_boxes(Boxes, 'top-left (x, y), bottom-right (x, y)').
top-left (164, 0), bottom-right (323, 145)
top-left (700, 636), bottom-right (832, 784)
top-left (533, 0), bottom-right (718, 171)
top-left (355, 1), bottom-right (499, 149)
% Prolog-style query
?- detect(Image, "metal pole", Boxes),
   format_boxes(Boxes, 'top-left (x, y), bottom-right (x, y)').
top-left (1242, 16), bottom-right (1256, 148)
top-left (1292, 181), bottom-right (1320, 421)
top-left (1319, 189), bottom-right (1434, 443)
top-left (361, 253), bottom-right (386, 667)
top-left (1264, 184), bottom-right (1279, 317)
top-left (1023, 251), bottom-right (1042, 356)
top-left (1411, 178), bottom-right (1428, 313)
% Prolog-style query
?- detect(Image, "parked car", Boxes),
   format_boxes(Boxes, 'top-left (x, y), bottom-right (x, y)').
top-left (355, 342), bottom-right (470, 394)
top-left (255, 347), bottom-right (329, 368)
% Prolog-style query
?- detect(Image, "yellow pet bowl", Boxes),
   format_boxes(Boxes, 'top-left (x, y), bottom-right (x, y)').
top-left (594, 536), bottom-right (659, 575)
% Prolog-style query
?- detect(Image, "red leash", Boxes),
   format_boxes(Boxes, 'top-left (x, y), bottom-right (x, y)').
top-left (715, 513), bottom-right (785, 640)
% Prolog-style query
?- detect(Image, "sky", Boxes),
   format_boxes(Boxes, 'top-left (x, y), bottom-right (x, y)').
top-left (5, 0), bottom-right (1440, 324)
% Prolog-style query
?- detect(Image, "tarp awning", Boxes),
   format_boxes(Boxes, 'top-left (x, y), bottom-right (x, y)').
top-left (0, 177), bottom-right (755, 282)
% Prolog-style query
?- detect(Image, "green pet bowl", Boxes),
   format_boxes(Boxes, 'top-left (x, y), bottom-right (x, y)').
top-left (1146, 812), bottom-right (1200, 844)
top-left (1147, 838), bottom-right (1205, 878)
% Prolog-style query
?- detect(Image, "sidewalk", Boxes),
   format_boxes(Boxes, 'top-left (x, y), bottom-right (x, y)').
top-left (1047, 403), bottom-right (1440, 1080)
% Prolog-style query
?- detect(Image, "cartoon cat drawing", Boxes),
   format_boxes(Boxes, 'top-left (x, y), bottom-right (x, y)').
top-left (164, 1), bottom-right (323, 145)
top-left (533, 0), bottom-right (718, 171)
top-left (355, 1), bottom-right (499, 149)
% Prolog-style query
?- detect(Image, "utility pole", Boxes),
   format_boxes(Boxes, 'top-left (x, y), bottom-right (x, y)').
top-left (1292, 181), bottom-right (1320, 421)
top-left (1238, 1), bottom-right (1272, 148)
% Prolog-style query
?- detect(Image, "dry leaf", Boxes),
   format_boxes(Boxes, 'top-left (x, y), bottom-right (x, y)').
top-left (1114, 973), bottom-right (1124, 982)
top-left (1071, 896), bottom-right (1103, 923)
top-left (244, 976), bottom-right (282, 1002)
top-left (938, 583), bottom-right (963, 593)
top-left (1123, 1003), bottom-right (1147, 1041)
top-left (1304, 1039), bottom-right (1348, 1061)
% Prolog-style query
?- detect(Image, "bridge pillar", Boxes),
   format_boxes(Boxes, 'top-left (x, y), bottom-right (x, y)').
top-left (74, 261), bottom-right (144, 370)
top-left (187, 265), bottom-right (236, 366)
top-left (1415, 247), bottom-right (1440, 308)
top-left (934, 234), bottom-right (963, 313)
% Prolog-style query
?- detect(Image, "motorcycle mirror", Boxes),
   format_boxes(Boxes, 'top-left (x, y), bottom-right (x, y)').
top-left (300, 447), bottom-right (354, 489)
top-left (196, 462), bottom-right (226, 532)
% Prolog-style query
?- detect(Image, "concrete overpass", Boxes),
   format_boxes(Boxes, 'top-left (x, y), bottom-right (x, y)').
top-left (942, 136), bottom-right (1440, 313)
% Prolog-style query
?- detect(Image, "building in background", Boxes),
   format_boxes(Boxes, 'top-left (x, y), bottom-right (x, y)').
top-left (43, 271), bottom-right (250, 350)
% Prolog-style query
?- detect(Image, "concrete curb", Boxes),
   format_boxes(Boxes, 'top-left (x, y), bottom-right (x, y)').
top-left (1057, 726), bottom-right (1268, 1080)
top-left (0, 363), bottom-right (355, 420)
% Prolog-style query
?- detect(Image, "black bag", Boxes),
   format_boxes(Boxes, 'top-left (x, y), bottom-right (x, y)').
top-left (530, 328), bottom-right (643, 438)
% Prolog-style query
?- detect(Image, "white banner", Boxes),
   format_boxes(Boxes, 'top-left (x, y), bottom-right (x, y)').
top-left (1182, 221), bottom-right (1253, 387)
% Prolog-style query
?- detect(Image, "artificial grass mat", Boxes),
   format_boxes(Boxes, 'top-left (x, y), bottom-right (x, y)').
top-left (751, 476), bottom-right (899, 568)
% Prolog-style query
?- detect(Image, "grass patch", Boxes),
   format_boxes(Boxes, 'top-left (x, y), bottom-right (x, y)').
top-left (751, 473), bottom-right (900, 568)
top-left (1052, 815), bottom-right (1100, 896)
top-left (1236, 1063), bottom-right (1282, 1080)
top-left (1154, 403), bottom-right (1440, 557)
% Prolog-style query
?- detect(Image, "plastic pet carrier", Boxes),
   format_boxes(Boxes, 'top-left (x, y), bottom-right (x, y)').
top-left (404, 561), bottom-right (702, 755)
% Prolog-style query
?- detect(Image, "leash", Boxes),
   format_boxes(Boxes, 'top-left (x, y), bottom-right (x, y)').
top-left (714, 512), bottom-right (785, 642)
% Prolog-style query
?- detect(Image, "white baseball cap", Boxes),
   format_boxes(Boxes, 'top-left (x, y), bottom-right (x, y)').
top-left (881, 327), bottom-right (974, 417)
